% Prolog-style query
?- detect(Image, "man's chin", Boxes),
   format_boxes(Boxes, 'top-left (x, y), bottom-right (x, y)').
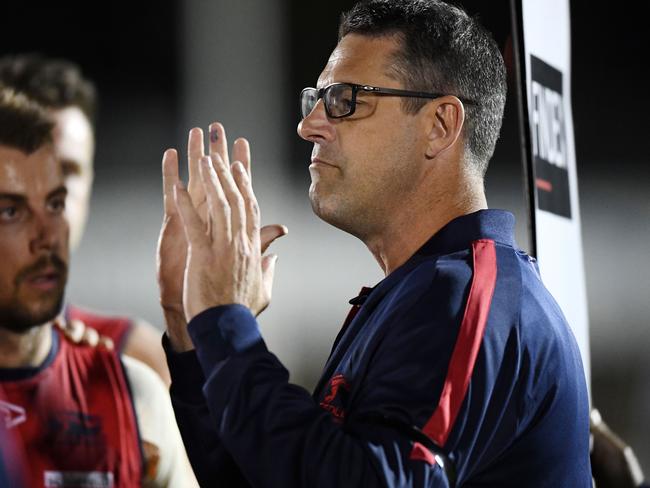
top-left (309, 192), bottom-right (360, 237)
top-left (309, 188), bottom-right (336, 223)
top-left (0, 297), bottom-right (64, 334)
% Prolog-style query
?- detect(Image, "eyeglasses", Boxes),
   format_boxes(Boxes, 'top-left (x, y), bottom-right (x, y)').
top-left (300, 82), bottom-right (472, 119)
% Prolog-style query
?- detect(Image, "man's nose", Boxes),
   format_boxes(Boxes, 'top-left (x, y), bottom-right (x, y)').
top-left (297, 99), bottom-right (336, 144)
top-left (30, 212), bottom-right (65, 254)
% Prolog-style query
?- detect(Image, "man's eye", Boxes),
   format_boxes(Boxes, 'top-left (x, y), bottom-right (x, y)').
top-left (48, 197), bottom-right (66, 214)
top-left (0, 206), bottom-right (19, 222)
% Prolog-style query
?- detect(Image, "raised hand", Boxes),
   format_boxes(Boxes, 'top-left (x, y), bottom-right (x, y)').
top-left (157, 127), bottom-right (211, 316)
top-left (157, 123), bottom-right (287, 348)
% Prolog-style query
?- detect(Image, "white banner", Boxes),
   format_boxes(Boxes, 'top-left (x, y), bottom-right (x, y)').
top-left (520, 0), bottom-right (591, 387)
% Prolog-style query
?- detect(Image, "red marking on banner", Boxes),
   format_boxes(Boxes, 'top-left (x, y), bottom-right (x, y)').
top-left (535, 178), bottom-right (553, 192)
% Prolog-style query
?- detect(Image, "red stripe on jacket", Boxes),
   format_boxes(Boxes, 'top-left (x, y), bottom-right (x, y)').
top-left (411, 239), bottom-right (497, 462)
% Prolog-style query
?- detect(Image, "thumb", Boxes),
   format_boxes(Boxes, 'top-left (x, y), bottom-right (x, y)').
top-left (262, 253), bottom-right (279, 293)
top-left (261, 224), bottom-right (288, 253)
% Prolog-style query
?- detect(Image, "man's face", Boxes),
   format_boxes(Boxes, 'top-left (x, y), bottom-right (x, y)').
top-left (51, 106), bottom-right (95, 251)
top-left (297, 34), bottom-right (428, 239)
top-left (0, 145), bottom-right (69, 333)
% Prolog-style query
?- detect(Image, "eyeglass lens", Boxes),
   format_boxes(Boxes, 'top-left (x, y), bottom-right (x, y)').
top-left (301, 89), bottom-right (318, 119)
top-left (324, 84), bottom-right (353, 117)
top-left (301, 84), bottom-right (355, 119)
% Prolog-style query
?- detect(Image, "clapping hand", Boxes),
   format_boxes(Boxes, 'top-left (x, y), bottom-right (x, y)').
top-left (157, 123), bottom-right (287, 350)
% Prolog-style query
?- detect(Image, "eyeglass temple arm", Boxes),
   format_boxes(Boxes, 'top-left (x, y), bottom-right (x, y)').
top-left (359, 85), bottom-right (475, 105)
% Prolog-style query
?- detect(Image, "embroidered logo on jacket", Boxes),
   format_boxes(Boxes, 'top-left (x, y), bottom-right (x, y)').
top-left (319, 374), bottom-right (350, 422)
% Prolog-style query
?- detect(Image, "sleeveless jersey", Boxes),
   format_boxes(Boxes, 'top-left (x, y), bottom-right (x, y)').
top-left (0, 329), bottom-right (142, 487)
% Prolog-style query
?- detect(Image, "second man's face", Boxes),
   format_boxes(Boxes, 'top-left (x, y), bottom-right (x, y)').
top-left (52, 106), bottom-right (95, 252)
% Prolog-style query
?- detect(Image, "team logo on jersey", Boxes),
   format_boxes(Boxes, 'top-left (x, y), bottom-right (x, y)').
top-left (0, 400), bottom-right (26, 429)
top-left (530, 55), bottom-right (572, 219)
top-left (47, 411), bottom-right (103, 445)
top-left (319, 373), bottom-right (350, 423)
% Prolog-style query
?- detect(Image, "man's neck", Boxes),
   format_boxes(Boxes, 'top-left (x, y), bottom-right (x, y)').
top-left (365, 174), bottom-right (487, 276)
top-left (0, 323), bottom-right (53, 369)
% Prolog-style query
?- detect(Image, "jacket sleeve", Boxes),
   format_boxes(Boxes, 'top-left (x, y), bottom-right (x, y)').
top-left (164, 334), bottom-right (249, 487)
top-left (168, 303), bottom-right (453, 488)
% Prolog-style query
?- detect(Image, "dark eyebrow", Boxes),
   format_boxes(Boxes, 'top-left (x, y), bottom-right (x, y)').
top-left (0, 186), bottom-right (67, 203)
top-left (0, 193), bottom-right (26, 203)
top-left (47, 186), bottom-right (68, 200)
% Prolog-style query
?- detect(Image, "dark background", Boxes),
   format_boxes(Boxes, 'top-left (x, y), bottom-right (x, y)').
top-left (2, 0), bottom-right (647, 474)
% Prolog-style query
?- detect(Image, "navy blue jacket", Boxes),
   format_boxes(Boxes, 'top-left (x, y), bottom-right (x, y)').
top-left (165, 210), bottom-right (591, 487)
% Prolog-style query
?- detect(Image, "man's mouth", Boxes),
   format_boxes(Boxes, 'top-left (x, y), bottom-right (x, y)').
top-left (310, 158), bottom-right (338, 169)
top-left (25, 268), bottom-right (63, 292)
top-left (16, 255), bottom-right (67, 293)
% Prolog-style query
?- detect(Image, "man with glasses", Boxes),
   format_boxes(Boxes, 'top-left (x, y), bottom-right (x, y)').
top-left (159, 0), bottom-right (591, 486)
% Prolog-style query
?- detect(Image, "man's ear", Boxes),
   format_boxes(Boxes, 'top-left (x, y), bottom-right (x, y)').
top-left (423, 96), bottom-right (465, 159)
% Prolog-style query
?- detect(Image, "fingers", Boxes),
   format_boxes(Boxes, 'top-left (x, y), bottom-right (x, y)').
top-left (208, 123), bottom-right (251, 177)
top-left (261, 224), bottom-right (288, 253)
top-left (199, 156), bottom-right (231, 243)
top-left (82, 325), bottom-right (100, 348)
top-left (188, 128), bottom-right (206, 206)
top-left (232, 137), bottom-right (251, 177)
top-left (61, 318), bottom-right (84, 344)
top-left (211, 154), bottom-right (246, 243)
top-left (209, 122), bottom-right (230, 168)
top-left (205, 122), bottom-right (252, 181)
top-left (174, 182), bottom-right (209, 248)
top-left (175, 123), bottom-right (268, 251)
top-left (162, 149), bottom-right (179, 215)
top-left (55, 317), bottom-right (113, 350)
top-left (231, 161), bottom-right (259, 247)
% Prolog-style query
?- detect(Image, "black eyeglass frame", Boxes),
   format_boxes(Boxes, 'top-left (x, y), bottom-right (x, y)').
top-left (300, 82), bottom-right (474, 119)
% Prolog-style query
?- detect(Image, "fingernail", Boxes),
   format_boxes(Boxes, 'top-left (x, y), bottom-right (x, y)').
top-left (210, 129), bottom-right (219, 143)
top-left (234, 161), bottom-right (245, 173)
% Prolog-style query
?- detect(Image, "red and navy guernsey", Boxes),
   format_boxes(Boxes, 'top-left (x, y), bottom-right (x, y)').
top-left (0, 328), bottom-right (142, 487)
top-left (164, 209), bottom-right (591, 487)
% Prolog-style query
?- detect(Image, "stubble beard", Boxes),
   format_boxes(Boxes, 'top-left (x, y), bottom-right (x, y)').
top-left (309, 177), bottom-right (359, 236)
top-left (0, 255), bottom-right (68, 334)
top-left (0, 294), bottom-right (65, 334)
top-left (309, 163), bottom-right (419, 242)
